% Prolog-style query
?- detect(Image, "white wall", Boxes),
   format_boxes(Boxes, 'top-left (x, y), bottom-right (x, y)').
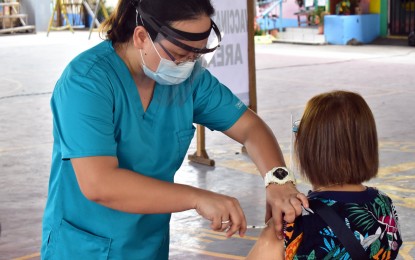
top-left (20, 0), bottom-right (51, 32)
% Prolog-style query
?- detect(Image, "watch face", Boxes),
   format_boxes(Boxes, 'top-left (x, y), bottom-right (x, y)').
top-left (273, 168), bottom-right (288, 180)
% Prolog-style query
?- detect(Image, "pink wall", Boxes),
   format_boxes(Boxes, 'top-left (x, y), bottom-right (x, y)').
top-left (257, 0), bottom-right (303, 19)
top-left (284, 0), bottom-right (304, 19)
top-left (258, 0), bottom-right (372, 19)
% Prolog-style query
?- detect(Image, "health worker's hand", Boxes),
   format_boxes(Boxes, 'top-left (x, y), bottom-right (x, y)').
top-left (194, 189), bottom-right (247, 238)
top-left (265, 182), bottom-right (308, 239)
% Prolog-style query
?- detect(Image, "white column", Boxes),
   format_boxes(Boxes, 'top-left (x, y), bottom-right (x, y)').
top-left (20, 0), bottom-right (51, 32)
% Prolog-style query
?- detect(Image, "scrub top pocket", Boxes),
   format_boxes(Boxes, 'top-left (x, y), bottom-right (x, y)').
top-left (176, 127), bottom-right (196, 167)
top-left (44, 219), bottom-right (111, 260)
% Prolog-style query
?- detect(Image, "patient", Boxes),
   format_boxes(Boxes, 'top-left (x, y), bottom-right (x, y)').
top-left (247, 90), bottom-right (403, 259)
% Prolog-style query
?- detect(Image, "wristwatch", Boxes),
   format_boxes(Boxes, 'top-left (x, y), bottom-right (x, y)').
top-left (264, 167), bottom-right (296, 187)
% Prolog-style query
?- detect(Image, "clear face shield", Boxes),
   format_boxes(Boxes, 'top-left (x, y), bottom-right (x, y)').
top-left (290, 117), bottom-right (301, 176)
top-left (136, 6), bottom-right (222, 74)
top-left (135, 6), bottom-right (223, 103)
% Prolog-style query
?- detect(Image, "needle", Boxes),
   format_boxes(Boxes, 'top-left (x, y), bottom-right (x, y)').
top-left (246, 224), bottom-right (268, 229)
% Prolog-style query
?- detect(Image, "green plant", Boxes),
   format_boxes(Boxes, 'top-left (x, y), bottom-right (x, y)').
top-left (312, 6), bottom-right (328, 25)
top-left (254, 18), bottom-right (265, 36)
top-left (336, 0), bottom-right (361, 15)
top-left (336, 0), bottom-right (350, 14)
top-left (254, 29), bottom-right (266, 36)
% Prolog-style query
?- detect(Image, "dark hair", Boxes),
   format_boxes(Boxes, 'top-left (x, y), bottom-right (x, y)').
top-left (295, 90), bottom-right (378, 187)
top-left (100, 0), bottom-right (215, 44)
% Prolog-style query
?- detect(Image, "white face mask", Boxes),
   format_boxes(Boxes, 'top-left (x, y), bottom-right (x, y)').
top-left (140, 37), bottom-right (196, 85)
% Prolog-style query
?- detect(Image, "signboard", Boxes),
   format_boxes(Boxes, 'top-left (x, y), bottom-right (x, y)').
top-left (189, 0), bottom-right (256, 166)
top-left (209, 0), bottom-right (250, 105)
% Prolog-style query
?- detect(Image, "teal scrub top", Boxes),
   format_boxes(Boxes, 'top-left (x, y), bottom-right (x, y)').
top-left (41, 41), bottom-right (247, 260)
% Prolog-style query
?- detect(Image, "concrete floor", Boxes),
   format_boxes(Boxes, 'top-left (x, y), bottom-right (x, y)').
top-left (0, 31), bottom-right (414, 260)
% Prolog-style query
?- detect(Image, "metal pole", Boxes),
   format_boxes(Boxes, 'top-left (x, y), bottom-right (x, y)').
top-left (279, 0), bottom-right (283, 33)
top-left (88, 0), bottom-right (100, 39)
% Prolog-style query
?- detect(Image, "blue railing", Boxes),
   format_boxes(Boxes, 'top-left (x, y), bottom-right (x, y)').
top-left (257, 0), bottom-right (284, 32)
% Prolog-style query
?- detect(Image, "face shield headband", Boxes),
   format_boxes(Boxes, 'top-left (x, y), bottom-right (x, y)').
top-left (136, 6), bottom-right (222, 55)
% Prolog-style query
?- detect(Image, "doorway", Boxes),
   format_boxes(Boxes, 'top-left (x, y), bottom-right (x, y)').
top-left (390, 0), bottom-right (415, 35)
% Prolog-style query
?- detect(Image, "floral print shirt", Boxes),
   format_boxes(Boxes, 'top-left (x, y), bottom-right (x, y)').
top-left (285, 187), bottom-right (402, 259)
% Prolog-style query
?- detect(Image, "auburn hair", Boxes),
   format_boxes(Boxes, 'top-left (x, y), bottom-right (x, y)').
top-left (295, 90), bottom-right (378, 186)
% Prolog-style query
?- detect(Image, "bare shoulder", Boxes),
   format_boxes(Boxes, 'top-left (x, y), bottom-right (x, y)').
top-left (246, 220), bottom-right (284, 260)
